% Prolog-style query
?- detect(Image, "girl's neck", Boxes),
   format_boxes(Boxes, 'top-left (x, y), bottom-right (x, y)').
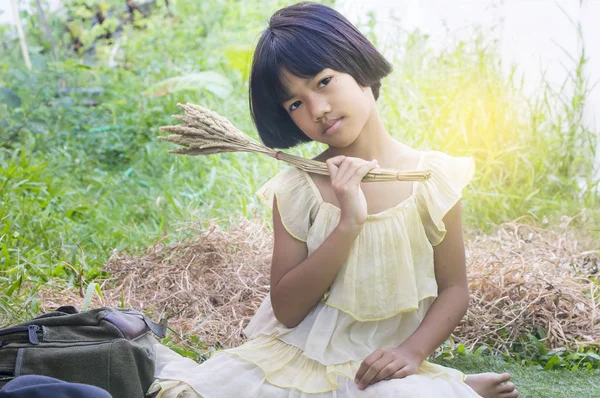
top-left (325, 108), bottom-right (401, 163)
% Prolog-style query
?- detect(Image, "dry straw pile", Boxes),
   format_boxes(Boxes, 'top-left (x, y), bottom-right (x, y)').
top-left (38, 217), bottom-right (599, 355)
top-left (458, 217), bottom-right (599, 352)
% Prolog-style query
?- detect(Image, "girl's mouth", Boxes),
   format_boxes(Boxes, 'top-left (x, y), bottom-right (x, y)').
top-left (324, 118), bottom-right (343, 135)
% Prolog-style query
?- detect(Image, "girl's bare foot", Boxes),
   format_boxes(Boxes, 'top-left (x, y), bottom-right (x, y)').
top-left (464, 372), bottom-right (519, 398)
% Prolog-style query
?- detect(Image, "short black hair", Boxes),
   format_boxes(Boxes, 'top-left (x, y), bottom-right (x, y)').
top-left (249, 2), bottom-right (393, 149)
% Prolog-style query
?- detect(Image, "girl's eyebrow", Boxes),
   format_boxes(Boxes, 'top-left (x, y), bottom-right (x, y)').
top-left (281, 73), bottom-right (322, 103)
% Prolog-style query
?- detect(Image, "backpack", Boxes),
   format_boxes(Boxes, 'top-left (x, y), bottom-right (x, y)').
top-left (0, 306), bottom-right (167, 398)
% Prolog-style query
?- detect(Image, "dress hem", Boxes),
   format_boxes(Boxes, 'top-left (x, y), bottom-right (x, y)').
top-left (221, 350), bottom-right (343, 394)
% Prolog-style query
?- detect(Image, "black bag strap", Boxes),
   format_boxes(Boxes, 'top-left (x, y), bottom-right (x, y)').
top-left (141, 314), bottom-right (168, 338)
top-left (120, 309), bottom-right (167, 338)
top-left (54, 306), bottom-right (79, 314)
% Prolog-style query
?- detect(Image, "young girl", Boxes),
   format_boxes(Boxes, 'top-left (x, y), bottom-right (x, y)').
top-left (151, 2), bottom-right (520, 397)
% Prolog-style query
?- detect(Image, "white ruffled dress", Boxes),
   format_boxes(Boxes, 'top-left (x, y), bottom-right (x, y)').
top-left (150, 150), bottom-right (481, 397)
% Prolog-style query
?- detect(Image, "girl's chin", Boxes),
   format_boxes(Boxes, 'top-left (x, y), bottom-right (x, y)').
top-left (328, 130), bottom-right (361, 148)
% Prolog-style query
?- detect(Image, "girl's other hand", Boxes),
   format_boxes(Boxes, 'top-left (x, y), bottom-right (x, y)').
top-left (353, 345), bottom-right (423, 390)
top-left (325, 156), bottom-right (378, 230)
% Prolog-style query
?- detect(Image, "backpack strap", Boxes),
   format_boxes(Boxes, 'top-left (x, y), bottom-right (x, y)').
top-left (54, 306), bottom-right (79, 314)
top-left (140, 314), bottom-right (167, 338)
top-left (119, 309), bottom-right (168, 338)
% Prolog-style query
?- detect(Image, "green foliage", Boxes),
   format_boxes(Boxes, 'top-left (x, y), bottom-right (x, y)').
top-left (511, 334), bottom-right (600, 371)
top-left (378, 29), bottom-right (599, 232)
top-left (0, 0), bottom-right (294, 323)
top-left (434, 336), bottom-right (600, 371)
top-left (142, 71), bottom-right (234, 99)
top-left (82, 282), bottom-right (103, 311)
top-left (62, 0), bottom-right (141, 52)
top-left (160, 334), bottom-right (217, 364)
top-left (0, 87), bottom-right (21, 109)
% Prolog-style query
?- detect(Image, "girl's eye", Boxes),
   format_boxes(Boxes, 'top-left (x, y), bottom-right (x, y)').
top-left (318, 77), bottom-right (331, 88)
top-left (289, 77), bottom-right (332, 112)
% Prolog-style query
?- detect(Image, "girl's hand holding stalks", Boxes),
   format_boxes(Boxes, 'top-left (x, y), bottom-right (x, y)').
top-left (326, 156), bottom-right (379, 230)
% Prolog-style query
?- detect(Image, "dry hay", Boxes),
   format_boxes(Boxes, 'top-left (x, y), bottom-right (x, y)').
top-left (37, 217), bottom-right (599, 354)
top-left (458, 216), bottom-right (599, 353)
top-left (38, 220), bottom-right (273, 350)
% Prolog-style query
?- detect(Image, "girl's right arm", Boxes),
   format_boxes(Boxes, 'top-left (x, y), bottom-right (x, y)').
top-left (269, 156), bottom-right (378, 328)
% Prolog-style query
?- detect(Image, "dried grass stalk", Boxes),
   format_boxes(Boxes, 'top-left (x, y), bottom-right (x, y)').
top-left (159, 103), bottom-right (431, 183)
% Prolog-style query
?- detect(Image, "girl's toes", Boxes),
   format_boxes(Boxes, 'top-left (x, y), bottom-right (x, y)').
top-left (498, 382), bottom-right (515, 393)
top-left (497, 372), bottom-right (511, 383)
top-left (500, 390), bottom-right (519, 398)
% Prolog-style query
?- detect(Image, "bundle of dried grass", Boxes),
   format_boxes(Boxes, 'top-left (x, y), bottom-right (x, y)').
top-left (36, 218), bottom-right (599, 355)
top-left (159, 103), bottom-right (431, 183)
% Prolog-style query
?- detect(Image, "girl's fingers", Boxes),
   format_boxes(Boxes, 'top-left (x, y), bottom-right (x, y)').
top-left (326, 160), bottom-right (338, 180)
top-left (325, 155), bottom-right (347, 168)
top-left (387, 367), bottom-right (411, 381)
top-left (371, 362), bottom-right (402, 385)
top-left (337, 158), bottom-right (378, 185)
top-left (325, 156), bottom-right (346, 180)
top-left (354, 350), bottom-right (383, 384)
top-left (356, 356), bottom-right (390, 390)
top-left (327, 156), bottom-right (379, 191)
top-left (349, 160), bottom-right (378, 185)
top-left (336, 158), bottom-right (364, 185)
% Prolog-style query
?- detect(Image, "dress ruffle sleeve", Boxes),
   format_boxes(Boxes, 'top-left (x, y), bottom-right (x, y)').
top-left (415, 151), bottom-right (476, 246)
top-left (256, 167), bottom-right (320, 243)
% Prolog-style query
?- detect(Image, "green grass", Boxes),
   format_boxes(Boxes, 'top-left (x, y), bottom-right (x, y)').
top-left (438, 356), bottom-right (600, 398)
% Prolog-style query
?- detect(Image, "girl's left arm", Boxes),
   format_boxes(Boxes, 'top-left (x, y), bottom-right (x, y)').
top-left (354, 201), bottom-right (469, 390)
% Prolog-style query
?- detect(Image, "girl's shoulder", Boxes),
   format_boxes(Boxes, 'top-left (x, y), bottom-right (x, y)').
top-left (414, 149), bottom-right (476, 245)
top-left (257, 166), bottom-right (308, 196)
top-left (417, 149), bottom-right (476, 190)
top-left (420, 148), bottom-right (471, 163)
top-left (255, 166), bottom-right (319, 242)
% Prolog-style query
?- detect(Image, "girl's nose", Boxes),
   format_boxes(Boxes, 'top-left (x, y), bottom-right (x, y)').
top-left (309, 96), bottom-right (331, 122)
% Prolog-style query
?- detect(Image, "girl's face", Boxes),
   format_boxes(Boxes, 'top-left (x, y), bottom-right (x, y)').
top-left (280, 68), bottom-right (375, 147)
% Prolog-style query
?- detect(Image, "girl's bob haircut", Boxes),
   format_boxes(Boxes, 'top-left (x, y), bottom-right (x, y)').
top-left (249, 2), bottom-right (393, 149)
